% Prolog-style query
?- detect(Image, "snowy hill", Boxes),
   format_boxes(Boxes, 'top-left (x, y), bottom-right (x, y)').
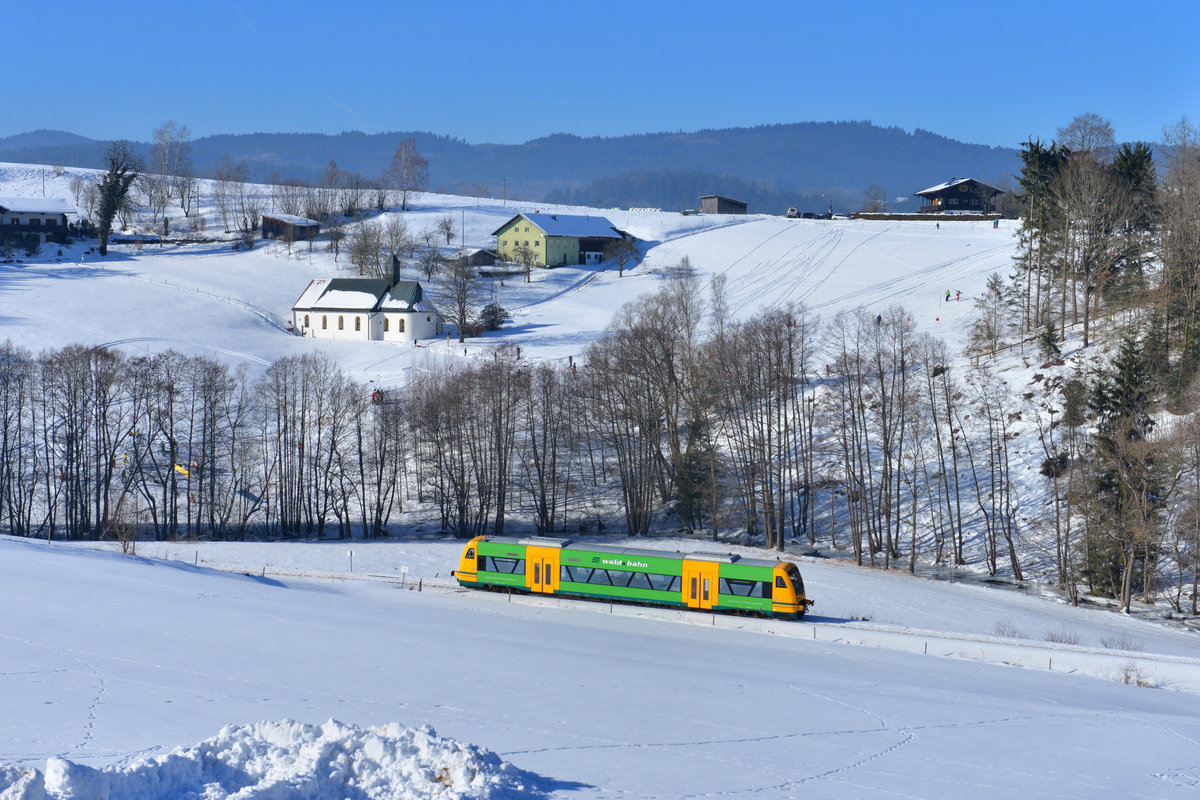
top-left (0, 162), bottom-right (1010, 384)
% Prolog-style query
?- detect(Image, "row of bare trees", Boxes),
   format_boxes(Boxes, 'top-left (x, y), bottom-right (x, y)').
top-left (2, 264), bottom-right (1197, 607)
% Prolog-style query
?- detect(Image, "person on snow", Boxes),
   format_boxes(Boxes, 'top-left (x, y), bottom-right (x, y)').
top-left (945, 289), bottom-right (951, 302)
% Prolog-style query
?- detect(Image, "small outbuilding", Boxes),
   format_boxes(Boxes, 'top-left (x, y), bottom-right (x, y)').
top-left (262, 213), bottom-right (320, 241)
top-left (914, 178), bottom-right (1001, 214)
top-left (699, 195), bottom-right (748, 215)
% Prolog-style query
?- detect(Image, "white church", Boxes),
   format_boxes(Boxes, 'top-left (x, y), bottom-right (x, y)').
top-left (291, 263), bottom-right (442, 343)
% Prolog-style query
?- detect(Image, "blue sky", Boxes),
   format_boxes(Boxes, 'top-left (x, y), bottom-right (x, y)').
top-left (6, 0), bottom-right (1196, 148)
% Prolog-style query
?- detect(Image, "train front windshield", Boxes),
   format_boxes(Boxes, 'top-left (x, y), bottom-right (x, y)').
top-left (785, 564), bottom-right (804, 595)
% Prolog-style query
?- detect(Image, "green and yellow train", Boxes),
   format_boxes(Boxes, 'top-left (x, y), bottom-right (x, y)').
top-left (454, 536), bottom-right (812, 619)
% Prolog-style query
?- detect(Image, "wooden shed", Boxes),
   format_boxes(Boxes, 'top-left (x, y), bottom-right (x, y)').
top-left (262, 213), bottom-right (320, 241)
top-left (699, 195), bottom-right (748, 215)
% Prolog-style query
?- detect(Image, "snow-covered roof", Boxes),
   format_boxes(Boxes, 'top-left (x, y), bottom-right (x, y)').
top-left (294, 279), bottom-right (388, 311)
top-left (312, 278), bottom-right (389, 310)
top-left (292, 279), bottom-right (330, 311)
top-left (294, 278), bottom-right (436, 313)
top-left (263, 213), bottom-right (319, 227)
top-left (0, 196), bottom-right (75, 214)
top-left (491, 212), bottom-right (620, 239)
top-left (914, 178), bottom-right (1001, 197)
top-left (379, 280), bottom-right (436, 312)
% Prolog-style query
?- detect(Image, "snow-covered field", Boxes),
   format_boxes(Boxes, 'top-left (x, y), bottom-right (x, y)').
top-left (3, 162), bottom-right (1200, 798)
top-left (3, 535), bottom-right (1200, 799)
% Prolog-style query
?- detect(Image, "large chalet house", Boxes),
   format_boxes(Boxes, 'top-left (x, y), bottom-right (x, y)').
top-left (292, 265), bottom-right (442, 342)
top-left (914, 178), bottom-right (1001, 214)
top-left (0, 196), bottom-right (75, 244)
top-left (492, 212), bottom-right (624, 267)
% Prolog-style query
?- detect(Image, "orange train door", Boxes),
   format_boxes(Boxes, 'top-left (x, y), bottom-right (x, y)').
top-left (525, 545), bottom-right (560, 595)
top-left (681, 560), bottom-right (720, 610)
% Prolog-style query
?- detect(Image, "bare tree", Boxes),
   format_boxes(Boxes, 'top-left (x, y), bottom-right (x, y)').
top-left (150, 120), bottom-right (191, 198)
top-left (1057, 113), bottom-right (1116, 158)
top-left (603, 236), bottom-right (639, 277)
top-left (861, 184), bottom-right (888, 213)
top-left (436, 256), bottom-right (484, 342)
top-left (384, 138), bottom-right (429, 211)
top-left (347, 219), bottom-right (388, 278)
top-left (211, 156), bottom-right (236, 233)
top-left (437, 214), bottom-right (455, 245)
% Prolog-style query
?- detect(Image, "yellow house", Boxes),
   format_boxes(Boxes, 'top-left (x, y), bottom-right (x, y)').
top-left (491, 212), bottom-right (623, 267)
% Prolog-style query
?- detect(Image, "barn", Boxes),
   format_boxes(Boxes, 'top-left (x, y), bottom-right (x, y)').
top-left (699, 195), bottom-right (748, 215)
top-left (262, 213), bottom-right (320, 241)
top-left (492, 212), bottom-right (622, 267)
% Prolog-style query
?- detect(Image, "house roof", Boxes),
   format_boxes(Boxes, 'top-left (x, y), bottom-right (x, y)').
top-left (700, 195), bottom-right (747, 205)
top-left (263, 213), bottom-right (319, 227)
top-left (0, 197), bottom-right (76, 215)
top-left (491, 212), bottom-right (620, 239)
top-left (914, 178), bottom-right (1001, 198)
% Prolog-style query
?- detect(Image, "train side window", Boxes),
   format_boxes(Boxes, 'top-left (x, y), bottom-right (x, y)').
top-left (647, 573), bottom-right (674, 591)
top-left (627, 572), bottom-right (652, 590)
top-left (608, 570), bottom-right (633, 587)
top-left (761, 582), bottom-right (772, 597)
top-left (487, 557), bottom-right (523, 574)
top-left (565, 566), bottom-right (592, 582)
top-left (589, 569), bottom-right (612, 586)
top-left (721, 578), bottom-right (757, 597)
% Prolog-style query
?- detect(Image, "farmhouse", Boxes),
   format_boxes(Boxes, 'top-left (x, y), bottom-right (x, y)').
top-left (699, 195), bottom-right (748, 215)
top-left (492, 212), bottom-right (622, 267)
top-left (915, 178), bottom-right (1001, 214)
top-left (262, 213), bottom-right (320, 241)
top-left (0, 196), bottom-right (75, 244)
top-left (292, 269), bottom-right (442, 343)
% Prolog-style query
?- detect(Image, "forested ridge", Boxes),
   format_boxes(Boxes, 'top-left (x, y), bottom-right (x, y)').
top-left (0, 121), bottom-right (1018, 213)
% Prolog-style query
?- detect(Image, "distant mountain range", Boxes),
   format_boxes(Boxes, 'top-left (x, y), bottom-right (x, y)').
top-left (0, 122), bottom-right (1020, 214)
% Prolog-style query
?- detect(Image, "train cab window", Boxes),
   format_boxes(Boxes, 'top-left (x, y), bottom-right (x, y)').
top-left (786, 564), bottom-right (805, 594)
top-left (465, 548), bottom-right (475, 560)
top-left (775, 576), bottom-right (787, 588)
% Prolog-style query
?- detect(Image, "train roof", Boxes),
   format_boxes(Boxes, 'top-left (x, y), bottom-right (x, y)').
top-left (476, 536), bottom-right (789, 569)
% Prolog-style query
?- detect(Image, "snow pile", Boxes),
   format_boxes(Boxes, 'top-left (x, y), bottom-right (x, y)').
top-left (0, 720), bottom-right (526, 800)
